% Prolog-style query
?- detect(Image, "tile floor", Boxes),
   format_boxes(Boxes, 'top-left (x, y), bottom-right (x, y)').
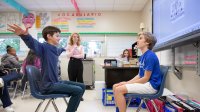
top-left (0, 89), bottom-right (148, 112)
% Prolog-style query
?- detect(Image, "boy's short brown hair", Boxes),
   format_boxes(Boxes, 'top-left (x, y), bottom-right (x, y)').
top-left (42, 26), bottom-right (61, 41)
top-left (138, 32), bottom-right (157, 50)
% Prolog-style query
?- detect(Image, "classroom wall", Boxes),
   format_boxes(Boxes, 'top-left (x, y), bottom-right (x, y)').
top-left (143, 0), bottom-right (200, 100)
top-left (0, 11), bottom-right (141, 33)
top-left (141, 0), bottom-right (152, 32)
top-left (0, 11), bottom-right (141, 82)
top-left (0, 11), bottom-right (142, 82)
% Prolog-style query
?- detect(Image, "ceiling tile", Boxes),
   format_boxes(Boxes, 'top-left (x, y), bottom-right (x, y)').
top-left (0, 0), bottom-right (148, 12)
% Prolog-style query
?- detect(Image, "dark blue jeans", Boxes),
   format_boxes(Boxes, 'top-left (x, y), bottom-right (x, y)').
top-left (46, 81), bottom-right (85, 112)
top-left (1, 83), bottom-right (12, 108)
top-left (0, 71), bottom-right (22, 108)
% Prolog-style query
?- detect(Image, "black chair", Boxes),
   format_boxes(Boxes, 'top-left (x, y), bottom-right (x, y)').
top-left (125, 65), bottom-right (169, 112)
top-left (26, 65), bottom-right (69, 112)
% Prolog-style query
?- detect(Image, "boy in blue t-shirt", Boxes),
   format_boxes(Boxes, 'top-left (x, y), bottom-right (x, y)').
top-left (8, 24), bottom-right (85, 112)
top-left (113, 32), bottom-right (161, 112)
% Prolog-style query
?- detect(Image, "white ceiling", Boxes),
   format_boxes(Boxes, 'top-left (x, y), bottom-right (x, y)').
top-left (0, 0), bottom-right (148, 12)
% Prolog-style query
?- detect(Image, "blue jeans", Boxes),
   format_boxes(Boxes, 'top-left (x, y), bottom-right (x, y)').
top-left (1, 71), bottom-right (22, 83)
top-left (1, 83), bottom-right (12, 108)
top-left (0, 71), bottom-right (22, 108)
top-left (45, 81), bottom-right (85, 112)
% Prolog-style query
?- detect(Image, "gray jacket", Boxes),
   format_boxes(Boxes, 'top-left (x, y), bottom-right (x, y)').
top-left (1, 53), bottom-right (21, 68)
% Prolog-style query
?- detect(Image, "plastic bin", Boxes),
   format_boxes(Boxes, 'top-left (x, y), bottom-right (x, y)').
top-left (102, 88), bottom-right (141, 107)
top-left (102, 88), bottom-right (115, 106)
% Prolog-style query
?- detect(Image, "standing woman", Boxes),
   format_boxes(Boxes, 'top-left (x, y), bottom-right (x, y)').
top-left (66, 33), bottom-right (84, 85)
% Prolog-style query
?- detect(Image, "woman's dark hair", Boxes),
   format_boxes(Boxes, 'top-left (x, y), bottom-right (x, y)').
top-left (26, 50), bottom-right (38, 65)
top-left (6, 45), bottom-right (12, 53)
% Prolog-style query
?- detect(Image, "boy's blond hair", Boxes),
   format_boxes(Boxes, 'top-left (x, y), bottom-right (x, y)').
top-left (138, 32), bottom-right (157, 50)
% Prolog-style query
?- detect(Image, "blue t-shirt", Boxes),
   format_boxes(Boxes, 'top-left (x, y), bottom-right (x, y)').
top-left (139, 50), bottom-right (161, 90)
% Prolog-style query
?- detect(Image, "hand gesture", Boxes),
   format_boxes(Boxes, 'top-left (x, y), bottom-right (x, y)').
top-left (113, 81), bottom-right (127, 89)
top-left (7, 24), bottom-right (29, 36)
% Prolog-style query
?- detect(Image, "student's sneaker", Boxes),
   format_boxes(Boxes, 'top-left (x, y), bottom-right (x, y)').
top-left (0, 78), bottom-right (4, 87)
top-left (4, 106), bottom-right (14, 112)
top-left (0, 100), bottom-right (3, 106)
top-left (81, 97), bottom-right (84, 101)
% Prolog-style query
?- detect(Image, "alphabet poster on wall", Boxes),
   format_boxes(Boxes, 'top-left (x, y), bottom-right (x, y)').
top-left (52, 12), bottom-right (70, 32)
top-left (51, 12), bottom-right (100, 32)
top-left (76, 17), bottom-right (96, 28)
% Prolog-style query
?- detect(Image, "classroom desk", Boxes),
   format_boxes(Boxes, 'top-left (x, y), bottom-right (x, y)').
top-left (102, 66), bottom-right (139, 88)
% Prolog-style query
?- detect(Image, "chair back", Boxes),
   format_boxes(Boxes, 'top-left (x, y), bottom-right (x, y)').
top-left (156, 65), bottom-right (169, 97)
top-left (26, 65), bottom-right (42, 97)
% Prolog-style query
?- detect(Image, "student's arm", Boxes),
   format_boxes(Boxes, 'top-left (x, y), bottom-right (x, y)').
top-left (127, 71), bottom-right (151, 84)
top-left (7, 24), bottom-right (43, 57)
top-left (128, 55), bottom-right (156, 84)
top-left (9, 56), bottom-right (21, 68)
top-left (20, 34), bottom-right (44, 57)
top-left (115, 74), bottom-right (140, 87)
top-left (126, 74), bottom-right (140, 84)
top-left (58, 48), bottom-right (66, 55)
top-left (72, 46), bottom-right (84, 59)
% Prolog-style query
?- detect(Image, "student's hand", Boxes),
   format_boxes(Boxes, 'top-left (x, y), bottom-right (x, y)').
top-left (114, 81), bottom-right (127, 88)
top-left (7, 24), bottom-right (29, 36)
top-left (15, 56), bottom-right (19, 61)
top-left (73, 46), bottom-right (79, 54)
top-left (118, 81), bottom-right (127, 85)
top-left (113, 81), bottom-right (127, 90)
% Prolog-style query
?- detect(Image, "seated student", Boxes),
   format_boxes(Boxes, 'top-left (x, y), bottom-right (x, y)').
top-left (113, 32), bottom-right (160, 112)
top-left (0, 69), bottom-right (22, 112)
top-left (0, 78), bottom-right (3, 94)
top-left (8, 24), bottom-right (86, 112)
top-left (120, 49), bottom-right (131, 62)
top-left (1, 45), bottom-right (21, 71)
top-left (21, 49), bottom-right (41, 90)
top-left (0, 79), bottom-right (14, 112)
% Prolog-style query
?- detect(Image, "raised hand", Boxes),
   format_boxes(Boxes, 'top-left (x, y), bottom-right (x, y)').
top-left (7, 24), bottom-right (29, 36)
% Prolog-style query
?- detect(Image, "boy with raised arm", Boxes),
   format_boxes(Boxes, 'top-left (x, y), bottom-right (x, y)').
top-left (8, 24), bottom-right (85, 112)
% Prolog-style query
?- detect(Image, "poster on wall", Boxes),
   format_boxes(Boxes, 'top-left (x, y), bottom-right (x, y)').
top-left (76, 17), bottom-right (96, 28)
top-left (52, 12), bottom-right (70, 32)
top-left (0, 13), bottom-right (21, 32)
top-left (36, 12), bottom-right (51, 29)
top-left (7, 13), bottom-right (21, 26)
top-left (0, 13), bottom-right (7, 32)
